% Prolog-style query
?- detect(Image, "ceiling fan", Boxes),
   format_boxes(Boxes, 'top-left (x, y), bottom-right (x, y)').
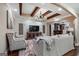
top-left (34, 11), bottom-right (47, 22)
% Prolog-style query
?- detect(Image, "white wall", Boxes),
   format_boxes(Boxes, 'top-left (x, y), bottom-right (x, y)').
top-left (74, 18), bottom-right (79, 44)
top-left (0, 4), bottom-right (7, 53)
top-left (14, 17), bottom-right (25, 36)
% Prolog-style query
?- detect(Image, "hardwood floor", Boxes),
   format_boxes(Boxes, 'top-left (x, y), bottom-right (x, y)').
top-left (7, 50), bottom-right (19, 56)
top-left (63, 49), bottom-right (77, 56)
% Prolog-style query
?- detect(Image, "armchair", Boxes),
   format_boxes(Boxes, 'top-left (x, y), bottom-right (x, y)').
top-left (6, 33), bottom-right (26, 51)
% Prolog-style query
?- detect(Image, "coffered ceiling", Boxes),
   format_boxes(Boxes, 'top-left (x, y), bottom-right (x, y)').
top-left (20, 4), bottom-right (71, 19)
top-left (8, 3), bottom-right (74, 21)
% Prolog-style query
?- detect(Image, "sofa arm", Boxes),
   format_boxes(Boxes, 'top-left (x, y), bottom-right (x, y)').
top-left (9, 39), bottom-right (26, 51)
top-left (15, 37), bottom-right (25, 41)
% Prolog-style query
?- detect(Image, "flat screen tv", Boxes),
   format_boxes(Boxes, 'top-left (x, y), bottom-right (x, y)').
top-left (29, 25), bottom-right (39, 32)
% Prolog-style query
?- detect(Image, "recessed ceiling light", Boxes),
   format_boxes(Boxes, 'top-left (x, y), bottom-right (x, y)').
top-left (13, 9), bottom-right (17, 12)
top-left (41, 3), bottom-right (46, 5)
top-left (53, 18), bottom-right (60, 21)
top-left (58, 8), bottom-right (62, 11)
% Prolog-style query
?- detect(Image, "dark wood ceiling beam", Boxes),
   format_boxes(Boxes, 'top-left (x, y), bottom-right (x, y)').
top-left (31, 7), bottom-right (40, 17)
top-left (42, 10), bottom-right (52, 16)
top-left (47, 13), bottom-right (61, 19)
top-left (19, 3), bottom-right (22, 15)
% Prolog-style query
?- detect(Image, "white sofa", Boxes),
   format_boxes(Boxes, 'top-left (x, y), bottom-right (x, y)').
top-left (18, 34), bottom-right (74, 56)
top-left (33, 34), bottom-right (74, 56)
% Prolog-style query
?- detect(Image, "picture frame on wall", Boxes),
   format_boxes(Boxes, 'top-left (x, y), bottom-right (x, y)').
top-left (6, 10), bottom-right (13, 29)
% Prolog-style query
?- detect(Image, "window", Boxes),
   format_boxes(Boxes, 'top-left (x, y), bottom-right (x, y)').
top-left (19, 23), bottom-right (23, 35)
